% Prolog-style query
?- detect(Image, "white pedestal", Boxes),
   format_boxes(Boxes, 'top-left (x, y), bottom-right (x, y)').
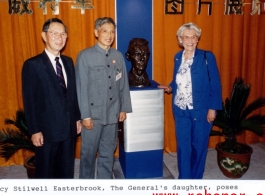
top-left (119, 86), bottom-right (164, 178)
top-left (124, 89), bottom-right (164, 152)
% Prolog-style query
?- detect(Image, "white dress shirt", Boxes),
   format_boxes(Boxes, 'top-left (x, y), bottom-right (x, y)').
top-left (45, 49), bottom-right (67, 86)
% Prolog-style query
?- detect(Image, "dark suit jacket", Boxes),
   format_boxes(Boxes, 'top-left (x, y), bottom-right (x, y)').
top-left (22, 51), bottom-right (80, 142)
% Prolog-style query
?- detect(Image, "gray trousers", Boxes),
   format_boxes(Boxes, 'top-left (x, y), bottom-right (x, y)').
top-left (79, 123), bottom-right (118, 179)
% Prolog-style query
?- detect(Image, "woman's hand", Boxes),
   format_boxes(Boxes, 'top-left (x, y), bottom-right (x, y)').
top-left (158, 85), bottom-right (172, 93)
top-left (207, 109), bottom-right (216, 123)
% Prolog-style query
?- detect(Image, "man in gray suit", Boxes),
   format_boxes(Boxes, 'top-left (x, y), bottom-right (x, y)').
top-left (75, 17), bottom-right (132, 179)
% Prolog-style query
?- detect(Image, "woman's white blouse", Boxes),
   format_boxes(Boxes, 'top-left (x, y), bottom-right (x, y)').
top-left (174, 52), bottom-right (194, 110)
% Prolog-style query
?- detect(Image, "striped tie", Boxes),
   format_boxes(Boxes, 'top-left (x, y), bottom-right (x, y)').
top-left (55, 57), bottom-right (67, 96)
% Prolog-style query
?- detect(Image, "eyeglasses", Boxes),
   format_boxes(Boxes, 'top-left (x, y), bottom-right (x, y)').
top-left (47, 30), bottom-right (68, 39)
top-left (181, 35), bottom-right (197, 41)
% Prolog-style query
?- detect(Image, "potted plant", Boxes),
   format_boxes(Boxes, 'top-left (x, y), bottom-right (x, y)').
top-left (211, 77), bottom-right (265, 178)
top-left (0, 110), bottom-right (35, 178)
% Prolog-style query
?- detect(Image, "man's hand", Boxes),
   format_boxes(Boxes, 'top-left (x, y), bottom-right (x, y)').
top-left (82, 118), bottom-right (94, 130)
top-left (119, 112), bottom-right (126, 122)
top-left (31, 132), bottom-right (44, 147)
top-left (77, 120), bottom-right (82, 134)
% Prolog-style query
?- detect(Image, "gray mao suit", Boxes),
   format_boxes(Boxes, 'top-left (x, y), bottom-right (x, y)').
top-left (76, 43), bottom-right (132, 178)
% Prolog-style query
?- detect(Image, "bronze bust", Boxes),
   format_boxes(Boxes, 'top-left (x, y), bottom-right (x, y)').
top-left (126, 38), bottom-right (151, 87)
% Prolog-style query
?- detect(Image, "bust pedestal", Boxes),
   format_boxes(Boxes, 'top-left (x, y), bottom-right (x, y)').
top-left (119, 81), bottom-right (164, 178)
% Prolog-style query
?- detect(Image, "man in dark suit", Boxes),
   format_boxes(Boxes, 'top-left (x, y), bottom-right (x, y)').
top-left (22, 18), bottom-right (81, 178)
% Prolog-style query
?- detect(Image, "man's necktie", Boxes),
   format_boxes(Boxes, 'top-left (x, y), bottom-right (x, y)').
top-left (55, 57), bottom-right (67, 96)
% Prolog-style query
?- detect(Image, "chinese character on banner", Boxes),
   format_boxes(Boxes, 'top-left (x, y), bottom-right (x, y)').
top-left (38, 0), bottom-right (61, 15)
top-left (225, 0), bottom-right (244, 15)
top-left (197, 0), bottom-right (212, 15)
top-left (71, 0), bottom-right (94, 14)
top-left (165, 0), bottom-right (184, 14)
top-left (250, 0), bottom-right (265, 15)
top-left (8, 0), bottom-right (33, 15)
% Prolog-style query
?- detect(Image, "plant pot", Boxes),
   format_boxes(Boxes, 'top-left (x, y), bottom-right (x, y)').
top-left (24, 155), bottom-right (35, 178)
top-left (216, 142), bottom-right (253, 178)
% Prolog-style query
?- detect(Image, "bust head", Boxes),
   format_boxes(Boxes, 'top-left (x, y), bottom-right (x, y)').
top-left (126, 38), bottom-right (151, 87)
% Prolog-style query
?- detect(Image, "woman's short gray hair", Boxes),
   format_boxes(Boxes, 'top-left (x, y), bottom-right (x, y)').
top-left (176, 22), bottom-right (201, 38)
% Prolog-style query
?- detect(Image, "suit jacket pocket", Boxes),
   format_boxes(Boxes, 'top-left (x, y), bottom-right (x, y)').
top-left (91, 66), bottom-right (106, 80)
top-left (89, 81), bottom-right (103, 120)
top-left (90, 93), bottom-right (102, 120)
top-left (90, 105), bottom-right (101, 120)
